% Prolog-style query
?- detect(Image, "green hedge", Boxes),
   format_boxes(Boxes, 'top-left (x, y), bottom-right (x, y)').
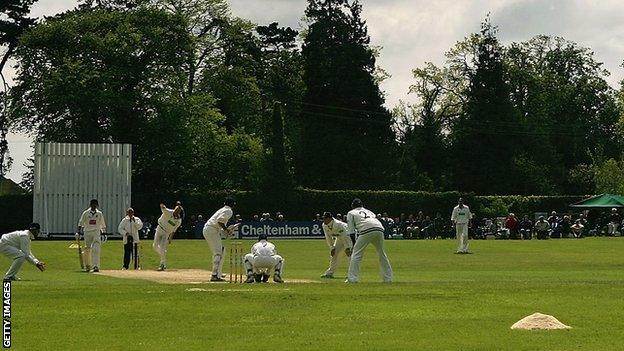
top-left (0, 191), bottom-right (586, 232)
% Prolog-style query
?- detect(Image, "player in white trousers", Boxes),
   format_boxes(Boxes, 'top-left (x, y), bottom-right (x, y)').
top-left (153, 203), bottom-right (182, 271)
top-left (203, 197), bottom-right (236, 282)
top-left (321, 212), bottom-right (352, 278)
top-left (77, 199), bottom-right (106, 272)
top-left (0, 223), bottom-right (46, 280)
top-left (243, 234), bottom-right (284, 283)
top-left (346, 199), bottom-right (393, 283)
top-left (451, 198), bottom-right (473, 254)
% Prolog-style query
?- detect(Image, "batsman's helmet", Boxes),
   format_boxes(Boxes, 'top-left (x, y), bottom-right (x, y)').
top-left (351, 198), bottom-right (363, 209)
top-left (258, 234), bottom-right (268, 241)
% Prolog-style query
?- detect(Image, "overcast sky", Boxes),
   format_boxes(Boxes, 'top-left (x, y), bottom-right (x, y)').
top-left (5, 0), bottom-right (624, 182)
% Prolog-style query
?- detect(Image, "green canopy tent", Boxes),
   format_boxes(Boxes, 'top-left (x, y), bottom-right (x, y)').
top-left (569, 194), bottom-right (624, 208)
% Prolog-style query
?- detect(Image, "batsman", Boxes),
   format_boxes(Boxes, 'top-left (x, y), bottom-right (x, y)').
top-left (118, 207), bottom-right (143, 270)
top-left (77, 199), bottom-right (106, 272)
top-left (203, 197), bottom-right (236, 282)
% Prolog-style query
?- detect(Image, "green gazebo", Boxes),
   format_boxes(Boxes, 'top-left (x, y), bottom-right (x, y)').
top-left (569, 194), bottom-right (624, 208)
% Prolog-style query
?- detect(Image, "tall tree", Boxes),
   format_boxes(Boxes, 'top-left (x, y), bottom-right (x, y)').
top-left (506, 36), bottom-right (621, 194)
top-left (450, 18), bottom-right (520, 194)
top-left (298, 0), bottom-right (395, 189)
top-left (8, 6), bottom-right (264, 192)
top-left (256, 22), bottom-right (304, 176)
top-left (260, 102), bottom-right (292, 196)
top-left (0, 0), bottom-right (38, 176)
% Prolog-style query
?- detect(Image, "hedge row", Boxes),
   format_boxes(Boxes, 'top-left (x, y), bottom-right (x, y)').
top-left (0, 190), bottom-right (586, 232)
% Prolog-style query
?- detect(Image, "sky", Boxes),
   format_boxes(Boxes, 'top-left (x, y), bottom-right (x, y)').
top-left (4, 0), bottom-right (624, 182)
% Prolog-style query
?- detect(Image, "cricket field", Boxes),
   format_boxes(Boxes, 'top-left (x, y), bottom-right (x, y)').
top-left (4, 238), bottom-right (624, 350)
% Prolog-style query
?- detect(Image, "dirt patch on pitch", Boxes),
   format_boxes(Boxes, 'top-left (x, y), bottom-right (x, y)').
top-left (96, 269), bottom-right (318, 285)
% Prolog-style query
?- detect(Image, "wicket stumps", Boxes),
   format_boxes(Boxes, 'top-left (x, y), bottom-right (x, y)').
top-left (229, 242), bottom-right (244, 283)
top-left (133, 242), bottom-right (141, 270)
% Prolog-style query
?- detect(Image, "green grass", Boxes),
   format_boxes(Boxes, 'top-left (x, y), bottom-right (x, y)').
top-left (5, 238), bottom-right (624, 350)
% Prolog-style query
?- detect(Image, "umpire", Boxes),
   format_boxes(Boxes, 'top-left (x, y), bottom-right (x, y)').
top-left (118, 208), bottom-right (143, 269)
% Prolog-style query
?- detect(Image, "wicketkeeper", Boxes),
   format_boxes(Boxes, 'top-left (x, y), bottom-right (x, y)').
top-left (0, 223), bottom-right (46, 280)
top-left (321, 212), bottom-right (352, 278)
top-left (243, 234), bottom-right (284, 283)
top-left (118, 207), bottom-right (143, 270)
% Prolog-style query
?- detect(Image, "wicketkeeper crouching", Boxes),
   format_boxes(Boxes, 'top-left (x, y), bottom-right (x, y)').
top-left (118, 208), bottom-right (143, 270)
top-left (243, 234), bottom-right (284, 283)
top-left (0, 223), bottom-right (46, 280)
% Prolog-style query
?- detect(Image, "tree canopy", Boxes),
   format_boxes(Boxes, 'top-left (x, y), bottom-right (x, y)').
top-left (3, 1), bottom-right (624, 195)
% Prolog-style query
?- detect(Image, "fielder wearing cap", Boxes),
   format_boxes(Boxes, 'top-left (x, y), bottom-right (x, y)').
top-left (77, 199), bottom-right (106, 272)
top-left (0, 223), bottom-right (46, 280)
top-left (320, 212), bottom-right (352, 279)
top-left (345, 199), bottom-right (393, 283)
top-left (242, 234), bottom-right (284, 283)
top-left (203, 197), bottom-right (236, 282)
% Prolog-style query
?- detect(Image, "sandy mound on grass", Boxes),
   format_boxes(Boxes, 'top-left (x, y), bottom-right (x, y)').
top-left (511, 313), bottom-right (571, 330)
top-left (96, 269), bottom-right (317, 284)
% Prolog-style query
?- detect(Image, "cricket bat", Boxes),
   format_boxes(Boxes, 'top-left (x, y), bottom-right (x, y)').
top-left (75, 233), bottom-right (85, 270)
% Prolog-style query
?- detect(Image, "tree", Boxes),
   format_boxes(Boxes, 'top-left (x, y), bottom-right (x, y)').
top-left (450, 18), bottom-right (520, 194)
top-left (593, 158), bottom-right (624, 195)
top-left (506, 36), bottom-right (621, 193)
top-left (256, 22), bottom-right (304, 178)
top-left (8, 6), bottom-right (264, 192)
top-left (258, 102), bottom-right (292, 198)
top-left (0, 0), bottom-right (38, 177)
top-left (393, 62), bottom-right (468, 190)
top-left (298, 0), bottom-right (396, 189)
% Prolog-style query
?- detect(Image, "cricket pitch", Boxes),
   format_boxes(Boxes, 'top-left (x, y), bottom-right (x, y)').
top-left (95, 269), bottom-right (318, 284)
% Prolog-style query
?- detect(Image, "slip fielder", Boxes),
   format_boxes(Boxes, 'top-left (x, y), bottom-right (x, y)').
top-left (346, 198), bottom-right (393, 283)
top-left (320, 212), bottom-right (352, 278)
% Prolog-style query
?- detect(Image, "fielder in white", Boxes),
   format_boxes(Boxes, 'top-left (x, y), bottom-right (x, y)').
top-left (243, 234), bottom-right (284, 283)
top-left (451, 198), bottom-right (473, 254)
top-left (203, 197), bottom-right (236, 282)
top-left (321, 212), bottom-right (352, 278)
top-left (118, 207), bottom-right (143, 270)
top-left (346, 199), bottom-right (393, 283)
top-left (0, 223), bottom-right (46, 280)
top-left (77, 199), bottom-right (106, 272)
top-left (153, 203), bottom-right (182, 271)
